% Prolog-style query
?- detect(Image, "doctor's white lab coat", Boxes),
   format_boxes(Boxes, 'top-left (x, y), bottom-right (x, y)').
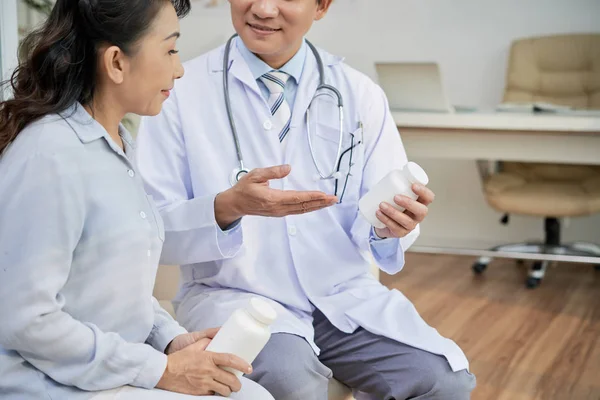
top-left (136, 40), bottom-right (469, 373)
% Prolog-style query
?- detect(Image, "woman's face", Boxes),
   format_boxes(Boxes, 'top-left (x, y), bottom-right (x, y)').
top-left (116, 2), bottom-right (184, 116)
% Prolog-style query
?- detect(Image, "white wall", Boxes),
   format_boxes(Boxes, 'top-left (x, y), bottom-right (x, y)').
top-left (178, 0), bottom-right (600, 249)
top-left (179, 0), bottom-right (600, 109)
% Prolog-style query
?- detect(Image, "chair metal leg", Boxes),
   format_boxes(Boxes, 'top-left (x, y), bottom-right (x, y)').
top-left (567, 242), bottom-right (600, 257)
top-left (488, 242), bottom-right (600, 259)
top-left (469, 218), bottom-right (600, 280)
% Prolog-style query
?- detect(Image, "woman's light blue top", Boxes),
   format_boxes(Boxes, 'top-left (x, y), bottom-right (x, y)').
top-left (0, 103), bottom-right (186, 399)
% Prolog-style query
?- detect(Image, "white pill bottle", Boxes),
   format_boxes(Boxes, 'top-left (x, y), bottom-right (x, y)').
top-left (205, 297), bottom-right (277, 379)
top-left (358, 162), bottom-right (429, 229)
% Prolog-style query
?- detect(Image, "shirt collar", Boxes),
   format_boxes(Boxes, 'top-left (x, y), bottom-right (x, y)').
top-left (60, 102), bottom-right (135, 152)
top-left (236, 37), bottom-right (307, 84)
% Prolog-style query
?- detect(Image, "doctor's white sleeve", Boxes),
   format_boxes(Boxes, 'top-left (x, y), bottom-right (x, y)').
top-left (0, 153), bottom-right (167, 391)
top-left (349, 84), bottom-right (420, 275)
top-left (136, 92), bottom-right (244, 266)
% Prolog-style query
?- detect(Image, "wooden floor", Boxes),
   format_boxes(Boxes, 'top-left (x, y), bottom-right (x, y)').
top-left (380, 253), bottom-right (600, 400)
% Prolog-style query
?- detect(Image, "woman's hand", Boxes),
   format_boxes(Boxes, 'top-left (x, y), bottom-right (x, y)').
top-left (164, 328), bottom-right (219, 355)
top-left (156, 339), bottom-right (251, 397)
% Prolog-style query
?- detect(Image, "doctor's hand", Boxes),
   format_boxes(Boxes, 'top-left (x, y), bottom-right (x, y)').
top-left (156, 338), bottom-right (251, 397)
top-left (164, 327), bottom-right (220, 355)
top-left (215, 164), bottom-right (338, 228)
top-left (374, 183), bottom-right (435, 239)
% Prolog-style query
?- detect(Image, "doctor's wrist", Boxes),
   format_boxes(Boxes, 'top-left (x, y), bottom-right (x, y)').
top-left (374, 227), bottom-right (389, 239)
top-left (215, 190), bottom-right (243, 229)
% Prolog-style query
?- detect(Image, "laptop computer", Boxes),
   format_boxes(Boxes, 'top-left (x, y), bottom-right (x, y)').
top-left (374, 62), bottom-right (455, 113)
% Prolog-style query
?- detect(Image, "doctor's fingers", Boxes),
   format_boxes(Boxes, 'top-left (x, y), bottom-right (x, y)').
top-left (377, 203), bottom-right (418, 232)
top-left (412, 183), bottom-right (436, 206)
top-left (280, 200), bottom-right (336, 216)
top-left (393, 195), bottom-right (428, 222)
top-left (248, 165), bottom-right (292, 182)
top-left (277, 190), bottom-right (337, 205)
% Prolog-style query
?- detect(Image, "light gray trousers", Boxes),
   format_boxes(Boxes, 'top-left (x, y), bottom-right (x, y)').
top-left (247, 310), bottom-right (476, 400)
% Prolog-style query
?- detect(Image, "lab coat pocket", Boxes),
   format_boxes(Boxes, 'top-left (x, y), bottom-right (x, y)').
top-left (312, 124), bottom-right (364, 204)
top-left (146, 195), bottom-right (165, 242)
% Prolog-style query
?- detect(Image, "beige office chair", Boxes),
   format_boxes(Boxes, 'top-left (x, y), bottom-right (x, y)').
top-left (472, 33), bottom-right (600, 288)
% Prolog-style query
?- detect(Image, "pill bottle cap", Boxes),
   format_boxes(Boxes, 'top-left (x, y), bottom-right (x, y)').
top-left (403, 162), bottom-right (429, 186)
top-left (246, 297), bottom-right (277, 326)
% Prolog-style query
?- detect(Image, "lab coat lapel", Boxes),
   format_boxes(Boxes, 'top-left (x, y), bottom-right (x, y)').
top-left (210, 41), bottom-right (284, 172)
top-left (283, 48), bottom-right (320, 164)
top-left (209, 40), bottom-right (265, 105)
top-left (230, 47), bottom-right (265, 102)
top-left (290, 48), bottom-right (320, 130)
top-left (284, 47), bottom-right (344, 165)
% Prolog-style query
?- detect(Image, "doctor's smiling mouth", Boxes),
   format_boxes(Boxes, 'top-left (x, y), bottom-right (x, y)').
top-left (247, 22), bottom-right (282, 36)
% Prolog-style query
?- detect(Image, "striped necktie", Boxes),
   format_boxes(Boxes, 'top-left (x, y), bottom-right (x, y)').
top-left (259, 71), bottom-right (292, 145)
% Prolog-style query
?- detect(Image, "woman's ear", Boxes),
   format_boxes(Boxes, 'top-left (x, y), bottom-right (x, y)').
top-left (101, 45), bottom-right (127, 85)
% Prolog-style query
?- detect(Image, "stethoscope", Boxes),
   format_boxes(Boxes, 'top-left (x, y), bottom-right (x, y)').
top-left (224, 34), bottom-right (345, 187)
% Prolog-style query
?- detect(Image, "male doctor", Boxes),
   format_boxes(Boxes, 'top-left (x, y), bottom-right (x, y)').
top-left (136, 0), bottom-right (476, 399)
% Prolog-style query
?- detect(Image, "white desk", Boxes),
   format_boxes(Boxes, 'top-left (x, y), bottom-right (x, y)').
top-left (394, 111), bottom-right (600, 263)
top-left (393, 111), bottom-right (600, 165)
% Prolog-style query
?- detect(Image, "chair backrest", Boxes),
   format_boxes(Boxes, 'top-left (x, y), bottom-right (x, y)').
top-left (500, 34), bottom-right (600, 178)
top-left (501, 162), bottom-right (600, 181)
top-left (503, 33), bottom-right (600, 109)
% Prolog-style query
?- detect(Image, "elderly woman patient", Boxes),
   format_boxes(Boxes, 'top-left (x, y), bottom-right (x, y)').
top-left (0, 1), bottom-right (273, 399)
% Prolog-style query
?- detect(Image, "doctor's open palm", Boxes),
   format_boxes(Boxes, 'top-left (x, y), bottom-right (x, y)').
top-left (214, 164), bottom-right (338, 229)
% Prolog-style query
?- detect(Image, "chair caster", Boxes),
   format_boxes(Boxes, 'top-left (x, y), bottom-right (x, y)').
top-left (525, 276), bottom-right (541, 289)
top-left (472, 262), bottom-right (488, 274)
top-left (595, 265), bottom-right (600, 272)
top-left (526, 261), bottom-right (547, 289)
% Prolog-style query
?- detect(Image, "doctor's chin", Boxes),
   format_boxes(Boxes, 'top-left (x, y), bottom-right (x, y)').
top-left (1, 0), bottom-right (599, 399)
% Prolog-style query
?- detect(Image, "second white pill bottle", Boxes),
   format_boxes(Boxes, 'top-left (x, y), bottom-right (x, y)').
top-left (358, 161), bottom-right (429, 229)
top-left (205, 297), bottom-right (277, 379)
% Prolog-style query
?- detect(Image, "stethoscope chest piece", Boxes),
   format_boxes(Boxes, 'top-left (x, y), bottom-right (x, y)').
top-left (230, 167), bottom-right (250, 186)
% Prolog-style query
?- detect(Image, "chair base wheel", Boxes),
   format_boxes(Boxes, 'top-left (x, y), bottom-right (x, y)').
top-left (525, 277), bottom-right (541, 289)
top-left (472, 262), bottom-right (488, 274)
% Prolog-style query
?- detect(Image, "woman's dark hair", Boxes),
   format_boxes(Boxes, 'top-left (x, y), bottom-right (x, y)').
top-left (0, 0), bottom-right (190, 155)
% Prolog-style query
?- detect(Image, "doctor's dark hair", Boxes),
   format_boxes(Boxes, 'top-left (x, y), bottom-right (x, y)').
top-left (0, 0), bottom-right (191, 156)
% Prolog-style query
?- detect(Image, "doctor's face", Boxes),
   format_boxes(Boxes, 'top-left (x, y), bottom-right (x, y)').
top-left (229, 0), bottom-right (333, 68)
